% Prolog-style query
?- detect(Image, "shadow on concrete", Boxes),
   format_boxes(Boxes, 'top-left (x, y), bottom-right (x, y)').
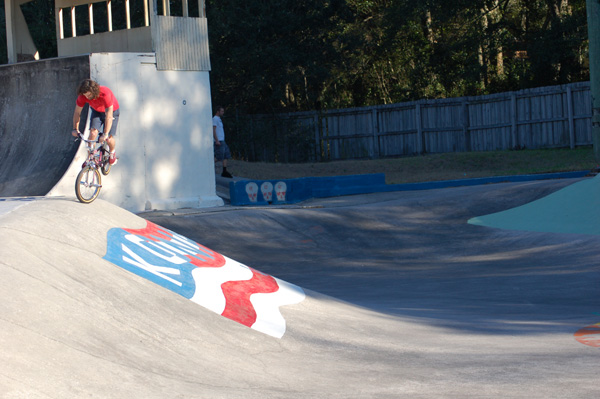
top-left (145, 178), bottom-right (600, 336)
top-left (3, 180), bottom-right (599, 397)
top-left (0, 57), bottom-right (89, 197)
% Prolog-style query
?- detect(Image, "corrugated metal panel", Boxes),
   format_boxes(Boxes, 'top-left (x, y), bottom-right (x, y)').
top-left (152, 16), bottom-right (211, 71)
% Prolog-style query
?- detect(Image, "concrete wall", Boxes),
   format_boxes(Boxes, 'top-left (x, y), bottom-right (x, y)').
top-left (48, 53), bottom-right (222, 211)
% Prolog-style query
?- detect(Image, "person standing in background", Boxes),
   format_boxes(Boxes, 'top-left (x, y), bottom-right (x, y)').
top-left (213, 106), bottom-right (233, 178)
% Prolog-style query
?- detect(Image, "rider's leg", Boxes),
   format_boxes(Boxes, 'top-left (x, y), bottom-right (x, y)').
top-left (106, 135), bottom-right (116, 153)
top-left (105, 134), bottom-right (118, 165)
top-left (89, 109), bottom-right (103, 143)
top-left (88, 128), bottom-right (99, 148)
top-left (105, 110), bottom-right (119, 165)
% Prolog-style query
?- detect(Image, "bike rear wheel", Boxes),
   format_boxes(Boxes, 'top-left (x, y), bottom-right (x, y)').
top-left (75, 166), bottom-right (102, 203)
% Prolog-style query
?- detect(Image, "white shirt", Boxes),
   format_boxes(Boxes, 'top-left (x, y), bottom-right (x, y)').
top-left (213, 115), bottom-right (225, 141)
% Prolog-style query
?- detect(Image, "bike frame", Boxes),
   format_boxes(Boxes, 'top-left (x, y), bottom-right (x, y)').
top-left (79, 133), bottom-right (109, 170)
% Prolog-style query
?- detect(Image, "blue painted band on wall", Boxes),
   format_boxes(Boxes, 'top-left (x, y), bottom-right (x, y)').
top-left (228, 170), bottom-right (591, 206)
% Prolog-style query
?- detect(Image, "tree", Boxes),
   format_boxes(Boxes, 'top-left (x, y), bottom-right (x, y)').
top-left (207, 0), bottom-right (349, 113)
top-left (1, 0), bottom-right (590, 113)
top-left (20, 0), bottom-right (57, 59)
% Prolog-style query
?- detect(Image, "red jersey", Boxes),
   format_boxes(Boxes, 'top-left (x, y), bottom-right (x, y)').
top-left (76, 86), bottom-right (119, 113)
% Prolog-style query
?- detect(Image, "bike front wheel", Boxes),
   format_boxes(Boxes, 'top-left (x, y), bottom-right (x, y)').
top-left (75, 166), bottom-right (102, 204)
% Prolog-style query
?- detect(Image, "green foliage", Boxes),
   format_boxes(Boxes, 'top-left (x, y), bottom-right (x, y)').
top-left (20, 0), bottom-right (57, 59)
top-left (207, 0), bottom-right (589, 113)
top-left (207, 0), bottom-right (345, 113)
top-left (1, 0), bottom-right (589, 114)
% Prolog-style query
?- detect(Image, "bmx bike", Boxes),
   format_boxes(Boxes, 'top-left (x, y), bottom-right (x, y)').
top-left (74, 133), bottom-right (112, 204)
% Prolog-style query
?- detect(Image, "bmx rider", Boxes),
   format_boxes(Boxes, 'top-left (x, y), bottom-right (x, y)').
top-left (71, 79), bottom-right (120, 166)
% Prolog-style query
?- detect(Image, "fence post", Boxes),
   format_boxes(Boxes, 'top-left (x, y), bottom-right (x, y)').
top-left (249, 115), bottom-right (256, 161)
top-left (587, 0), bottom-right (600, 160)
top-left (313, 113), bottom-right (321, 161)
top-left (372, 108), bottom-right (380, 159)
top-left (511, 92), bottom-right (519, 149)
top-left (322, 111), bottom-right (330, 161)
top-left (415, 102), bottom-right (424, 154)
top-left (462, 98), bottom-right (471, 151)
top-left (567, 85), bottom-right (575, 149)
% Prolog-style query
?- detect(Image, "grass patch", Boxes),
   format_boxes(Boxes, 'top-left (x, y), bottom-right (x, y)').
top-left (225, 147), bottom-right (599, 184)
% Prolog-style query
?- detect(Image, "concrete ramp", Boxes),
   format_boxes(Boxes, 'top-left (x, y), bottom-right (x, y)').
top-left (2, 179), bottom-right (599, 397)
top-left (0, 57), bottom-right (90, 196)
top-left (0, 198), bottom-right (412, 398)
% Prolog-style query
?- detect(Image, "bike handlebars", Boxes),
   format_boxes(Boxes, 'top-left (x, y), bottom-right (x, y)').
top-left (75, 132), bottom-right (107, 145)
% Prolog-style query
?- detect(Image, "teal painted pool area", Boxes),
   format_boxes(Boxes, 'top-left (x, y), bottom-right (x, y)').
top-left (469, 174), bottom-right (600, 235)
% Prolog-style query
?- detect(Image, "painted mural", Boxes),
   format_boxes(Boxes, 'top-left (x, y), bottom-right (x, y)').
top-left (104, 221), bottom-right (305, 338)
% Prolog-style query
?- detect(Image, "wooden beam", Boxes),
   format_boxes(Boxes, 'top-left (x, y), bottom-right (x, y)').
top-left (199, 0), bottom-right (205, 18)
top-left (89, 3), bottom-right (94, 34)
top-left (70, 6), bottom-right (76, 37)
top-left (144, 0), bottom-right (149, 26)
top-left (56, 0), bottom-right (106, 7)
top-left (5, 0), bottom-right (16, 63)
top-left (107, 0), bottom-right (112, 31)
top-left (57, 4), bottom-right (64, 40)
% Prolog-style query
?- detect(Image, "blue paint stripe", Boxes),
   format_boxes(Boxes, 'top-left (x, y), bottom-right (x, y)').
top-left (229, 170), bottom-right (591, 206)
top-left (381, 170), bottom-right (591, 192)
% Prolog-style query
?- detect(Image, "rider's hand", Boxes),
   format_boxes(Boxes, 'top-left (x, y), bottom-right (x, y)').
top-left (71, 129), bottom-right (79, 137)
top-left (99, 135), bottom-right (106, 143)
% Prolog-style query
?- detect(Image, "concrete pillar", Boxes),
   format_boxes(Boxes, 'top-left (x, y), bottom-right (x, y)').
top-left (4, 0), bottom-right (38, 64)
top-left (5, 0), bottom-right (16, 63)
top-left (587, 0), bottom-right (600, 160)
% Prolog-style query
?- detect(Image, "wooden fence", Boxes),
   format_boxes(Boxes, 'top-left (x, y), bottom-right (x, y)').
top-left (235, 81), bottom-right (592, 162)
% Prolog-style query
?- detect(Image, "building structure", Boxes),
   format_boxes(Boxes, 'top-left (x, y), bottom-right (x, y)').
top-left (2, 0), bottom-right (221, 212)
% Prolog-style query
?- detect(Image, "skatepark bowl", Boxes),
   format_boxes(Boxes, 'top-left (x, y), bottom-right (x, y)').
top-left (1, 172), bottom-right (599, 398)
